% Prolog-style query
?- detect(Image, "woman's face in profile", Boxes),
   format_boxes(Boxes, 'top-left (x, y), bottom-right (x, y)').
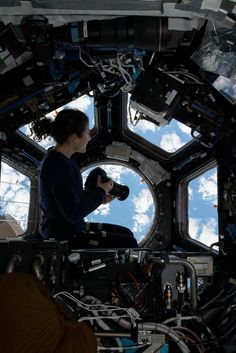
top-left (75, 125), bottom-right (91, 153)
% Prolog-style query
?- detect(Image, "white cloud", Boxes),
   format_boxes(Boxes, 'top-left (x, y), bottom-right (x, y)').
top-left (66, 95), bottom-right (92, 111)
top-left (93, 203), bottom-right (110, 217)
top-left (83, 164), bottom-right (134, 186)
top-left (46, 95), bottom-right (93, 117)
top-left (198, 218), bottom-right (218, 247)
top-left (22, 124), bottom-right (31, 136)
top-left (188, 185), bottom-right (193, 200)
top-left (1, 163), bottom-right (30, 230)
top-left (189, 217), bottom-right (201, 239)
top-left (131, 188), bottom-right (153, 233)
top-left (160, 132), bottom-right (185, 152)
top-left (213, 75), bottom-right (236, 103)
top-left (189, 217), bottom-right (218, 247)
top-left (39, 138), bottom-right (55, 150)
top-left (137, 233), bottom-right (146, 242)
top-left (132, 188), bottom-right (153, 214)
top-left (101, 165), bottom-right (129, 184)
top-left (128, 118), bottom-right (158, 133)
top-left (177, 122), bottom-right (192, 136)
top-left (132, 213), bottom-right (150, 233)
top-left (2, 187), bottom-right (29, 204)
top-left (198, 170), bottom-right (217, 203)
top-left (1, 163), bottom-right (29, 185)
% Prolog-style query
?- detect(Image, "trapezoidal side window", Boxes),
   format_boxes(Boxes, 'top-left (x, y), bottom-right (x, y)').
top-left (0, 161), bottom-right (30, 238)
top-left (188, 165), bottom-right (218, 247)
top-left (19, 94), bottom-right (95, 149)
top-left (126, 94), bottom-right (193, 154)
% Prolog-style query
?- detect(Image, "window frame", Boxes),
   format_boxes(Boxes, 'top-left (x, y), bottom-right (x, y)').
top-left (176, 159), bottom-right (219, 249)
top-left (81, 159), bottom-right (158, 245)
top-left (121, 93), bottom-right (197, 162)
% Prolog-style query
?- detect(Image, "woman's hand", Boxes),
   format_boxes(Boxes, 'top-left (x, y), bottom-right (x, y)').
top-left (96, 175), bottom-right (114, 194)
top-left (102, 194), bottom-right (116, 204)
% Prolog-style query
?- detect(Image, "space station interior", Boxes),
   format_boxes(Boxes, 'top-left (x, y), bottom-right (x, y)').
top-left (0, 1), bottom-right (236, 352)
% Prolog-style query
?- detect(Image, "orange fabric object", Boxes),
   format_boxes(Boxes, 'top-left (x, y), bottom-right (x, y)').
top-left (0, 272), bottom-right (97, 353)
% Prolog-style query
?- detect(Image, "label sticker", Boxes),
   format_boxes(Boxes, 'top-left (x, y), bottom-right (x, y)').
top-left (165, 89), bottom-right (178, 105)
top-left (83, 21), bottom-right (88, 38)
top-left (201, 0), bottom-right (222, 11)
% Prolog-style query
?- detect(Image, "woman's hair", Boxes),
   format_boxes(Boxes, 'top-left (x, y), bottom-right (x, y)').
top-left (31, 109), bottom-right (89, 144)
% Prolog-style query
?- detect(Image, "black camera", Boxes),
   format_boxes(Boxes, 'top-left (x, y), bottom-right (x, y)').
top-left (85, 167), bottom-right (129, 201)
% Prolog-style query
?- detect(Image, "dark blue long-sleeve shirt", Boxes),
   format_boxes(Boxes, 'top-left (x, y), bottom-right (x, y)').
top-left (39, 150), bottom-right (105, 241)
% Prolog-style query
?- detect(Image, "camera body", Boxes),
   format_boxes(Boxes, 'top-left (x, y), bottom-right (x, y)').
top-left (85, 167), bottom-right (129, 201)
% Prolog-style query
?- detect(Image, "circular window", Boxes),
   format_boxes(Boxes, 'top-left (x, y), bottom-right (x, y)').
top-left (82, 163), bottom-right (155, 243)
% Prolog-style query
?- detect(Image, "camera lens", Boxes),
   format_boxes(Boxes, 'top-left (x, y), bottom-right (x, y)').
top-left (109, 181), bottom-right (129, 201)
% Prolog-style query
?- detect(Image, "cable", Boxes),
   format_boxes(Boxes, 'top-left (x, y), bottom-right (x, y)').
top-left (162, 315), bottom-right (202, 326)
top-left (158, 67), bottom-right (203, 85)
top-left (100, 53), bottom-right (135, 93)
top-left (79, 48), bottom-right (95, 68)
top-left (115, 271), bottom-right (144, 310)
top-left (173, 331), bottom-right (204, 353)
top-left (138, 323), bottom-right (190, 353)
top-left (78, 314), bottom-right (132, 323)
top-left (54, 292), bottom-right (139, 327)
top-left (172, 326), bottom-right (202, 344)
top-left (97, 344), bottom-right (147, 351)
top-left (81, 296), bottom-right (124, 352)
top-left (54, 293), bottom-right (197, 353)
top-left (172, 327), bottom-right (204, 353)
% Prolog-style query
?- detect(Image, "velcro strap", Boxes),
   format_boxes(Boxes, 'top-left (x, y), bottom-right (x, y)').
top-left (89, 240), bottom-right (99, 246)
top-left (71, 22), bottom-right (79, 42)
